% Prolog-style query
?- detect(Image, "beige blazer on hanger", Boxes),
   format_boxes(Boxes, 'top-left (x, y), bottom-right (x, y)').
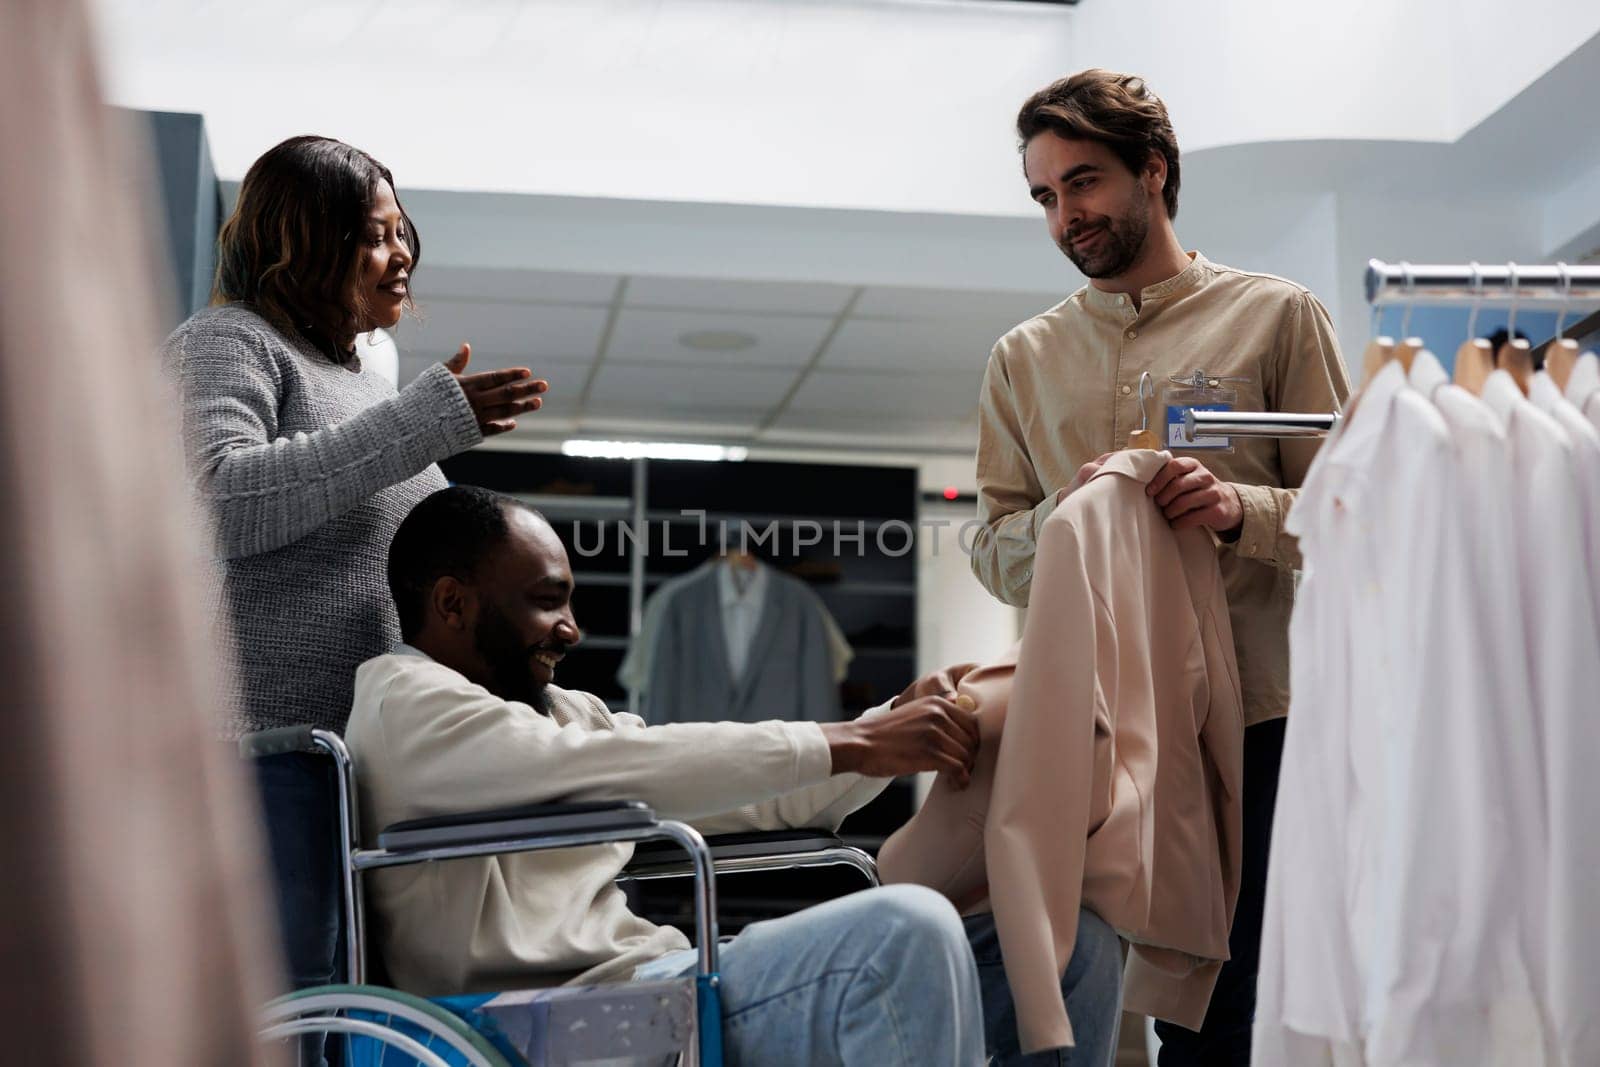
top-left (880, 450), bottom-right (1244, 1053)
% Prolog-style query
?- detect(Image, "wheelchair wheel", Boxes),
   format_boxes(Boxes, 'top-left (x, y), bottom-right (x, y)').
top-left (261, 984), bottom-right (518, 1067)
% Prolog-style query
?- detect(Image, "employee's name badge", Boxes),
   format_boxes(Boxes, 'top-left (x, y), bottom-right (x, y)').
top-left (1161, 371), bottom-right (1246, 454)
top-left (1167, 402), bottom-right (1233, 450)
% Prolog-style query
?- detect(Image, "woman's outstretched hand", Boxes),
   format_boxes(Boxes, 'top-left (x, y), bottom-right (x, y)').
top-left (445, 343), bottom-right (548, 436)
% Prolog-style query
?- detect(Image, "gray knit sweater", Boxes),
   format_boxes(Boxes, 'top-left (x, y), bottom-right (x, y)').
top-left (166, 304), bottom-right (481, 737)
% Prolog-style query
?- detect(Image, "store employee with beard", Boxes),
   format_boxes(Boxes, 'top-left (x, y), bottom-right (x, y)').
top-left (970, 70), bottom-right (1350, 1066)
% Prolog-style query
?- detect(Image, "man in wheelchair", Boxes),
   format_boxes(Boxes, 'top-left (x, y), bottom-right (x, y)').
top-left (345, 485), bottom-right (1124, 1066)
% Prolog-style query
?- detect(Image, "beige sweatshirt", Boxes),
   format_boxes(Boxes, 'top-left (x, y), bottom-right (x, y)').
top-left (345, 650), bottom-right (890, 996)
top-left (884, 450), bottom-right (1244, 1054)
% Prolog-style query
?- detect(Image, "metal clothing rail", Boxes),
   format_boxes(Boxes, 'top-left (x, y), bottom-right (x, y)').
top-left (1365, 259), bottom-right (1600, 307)
top-left (1188, 259), bottom-right (1600, 442)
top-left (1184, 409), bottom-right (1339, 441)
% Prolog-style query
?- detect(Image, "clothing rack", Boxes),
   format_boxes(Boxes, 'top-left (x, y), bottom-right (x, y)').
top-left (1184, 410), bottom-right (1339, 441)
top-left (1180, 260), bottom-right (1600, 442)
top-left (1365, 259), bottom-right (1600, 307)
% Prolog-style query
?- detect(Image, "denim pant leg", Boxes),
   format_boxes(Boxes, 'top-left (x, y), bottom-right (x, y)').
top-left (634, 884), bottom-right (986, 1066)
top-left (254, 750), bottom-right (345, 989)
top-left (1155, 718), bottom-right (1286, 1067)
top-left (965, 907), bottom-right (1125, 1067)
top-left (253, 750), bottom-right (346, 1067)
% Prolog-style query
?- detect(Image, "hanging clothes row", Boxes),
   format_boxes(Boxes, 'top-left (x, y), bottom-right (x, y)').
top-left (1244, 269), bottom-right (1600, 1067)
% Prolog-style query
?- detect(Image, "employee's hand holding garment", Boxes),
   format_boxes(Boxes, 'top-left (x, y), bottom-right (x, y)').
top-left (1145, 455), bottom-right (1244, 537)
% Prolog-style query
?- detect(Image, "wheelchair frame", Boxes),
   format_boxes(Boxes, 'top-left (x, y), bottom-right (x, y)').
top-left (247, 724), bottom-right (880, 1066)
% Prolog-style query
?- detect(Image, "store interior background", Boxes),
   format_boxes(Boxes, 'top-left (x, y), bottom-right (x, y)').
top-left (96, 2), bottom-right (1600, 1059)
top-left (104, 0), bottom-right (1597, 810)
top-left (103, 0), bottom-right (1600, 777)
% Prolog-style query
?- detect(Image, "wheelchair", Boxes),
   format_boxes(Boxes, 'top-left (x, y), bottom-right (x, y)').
top-left (244, 725), bottom-right (880, 1066)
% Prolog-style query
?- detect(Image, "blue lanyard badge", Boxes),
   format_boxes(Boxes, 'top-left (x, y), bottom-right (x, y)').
top-left (1166, 402), bottom-right (1234, 450)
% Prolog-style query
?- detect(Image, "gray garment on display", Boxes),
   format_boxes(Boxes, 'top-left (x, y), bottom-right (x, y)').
top-left (165, 303), bottom-right (480, 737)
top-left (640, 562), bottom-right (844, 724)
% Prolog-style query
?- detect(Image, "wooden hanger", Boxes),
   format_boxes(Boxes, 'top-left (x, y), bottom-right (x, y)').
top-left (1361, 335), bottom-right (1396, 382)
top-left (1500, 338), bottom-right (1535, 395)
top-left (1545, 263), bottom-right (1580, 393)
top-left (1390, 337), bottom-right (1424, 372)
top-left (1452, 338), bottom-right (1494, 395)
top-left (1453, 266), bottom-right (1493, 395)
top-left (1546, 338), bottom-right (1581, 393)
top-left (1341, 335), bottom-right (1396, 424)
top-left (1127, 371), bottom-right (1160, 449)
top-left (1499, 264), bottom-right (1534, 395)
top-left (1380, 266), bottom-right (1423, 374)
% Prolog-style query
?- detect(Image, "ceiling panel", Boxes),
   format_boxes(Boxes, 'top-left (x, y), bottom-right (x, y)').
top-left (784, 369), bottom-right (984, 415)
top-left (853, 285), bottom-right (1064, 322)
top-left (586, 363), bottom-right (799, 408)
top-left (390, 300), bottom-right (609, 372)
top-left (626, 276), bottom-right (852, 316)
top-left (606, 308), bottom-right (832, 368)
top-left (819, 316), bottom-right (1002, 371)
top-left (377, 266), bottom-right (1066, 452)
top-left (413, 266), bottom-right (619, 305)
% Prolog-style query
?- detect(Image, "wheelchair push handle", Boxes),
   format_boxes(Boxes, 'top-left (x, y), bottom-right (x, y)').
top-left (238, 724), bottom-right (320, 759)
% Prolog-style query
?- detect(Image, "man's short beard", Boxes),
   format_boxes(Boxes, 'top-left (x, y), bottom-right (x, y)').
top-left (474, 600), bottom-right (552, 714)
top-left (1060, 186), bottom-right (1150, 280)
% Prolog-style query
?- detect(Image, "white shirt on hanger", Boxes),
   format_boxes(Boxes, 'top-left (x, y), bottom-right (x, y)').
top-left (1531, 370), bottom-right (1600, 622)
top-left (1384, 353), bottom-right (1550, 1065)
top-left (1254, 401), bottom-right (1364, 1067)
top-left (717, 559), bottom-right (770, 683)
top-left (1256, 362), bottom-right (1457, 1066)
top-left (1482, 369), bottom-right (1600, 1067)
top-left (1564, 351), bottom-right (1600, 427)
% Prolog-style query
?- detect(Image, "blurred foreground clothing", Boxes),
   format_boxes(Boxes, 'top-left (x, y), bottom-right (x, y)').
top-left (0, 1), bottom-right (281, 1061)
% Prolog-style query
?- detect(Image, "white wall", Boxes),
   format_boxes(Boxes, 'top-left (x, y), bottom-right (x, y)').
top-left (916, 498), bottom-right (1019, 678)
top-left (913, 496), bottom-right (1019, 805)
top-left (105, 2), bottom-right (1600, 411)
top-left (1332, 191), bottom-right (1547, 368)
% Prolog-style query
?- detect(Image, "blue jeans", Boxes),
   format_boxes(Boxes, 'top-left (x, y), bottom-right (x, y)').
top-left (634, 886), bottom-right (1123, 1066)
top-left (967, 907), bottom-right (1124, 1066)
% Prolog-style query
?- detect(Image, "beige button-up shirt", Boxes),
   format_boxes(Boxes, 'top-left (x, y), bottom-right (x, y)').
top-left (973, 252), bottom-right (1351, 725)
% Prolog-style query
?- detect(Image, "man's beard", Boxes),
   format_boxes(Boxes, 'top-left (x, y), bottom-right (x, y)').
top-left (474, 600), bottom-right (553, 714)
top-left (1059, 187), bottom-right (1150, 279)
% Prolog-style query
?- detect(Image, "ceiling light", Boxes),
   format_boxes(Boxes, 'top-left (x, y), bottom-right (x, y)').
top-left (678, 329), bottom-right (758, 352)
top-left (562, 439), bottom-right (749, 462)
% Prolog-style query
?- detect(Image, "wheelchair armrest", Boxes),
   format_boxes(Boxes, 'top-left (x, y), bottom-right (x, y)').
top-left (627, 828), bottom-right (853, 868)
top-left (378, 800), bottom-right (657, 852)
top-left (238, 724), bottom-right (320, 759)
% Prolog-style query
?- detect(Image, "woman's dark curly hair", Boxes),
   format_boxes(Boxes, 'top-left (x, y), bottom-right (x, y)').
top-left (212, 135), bottom-right (419, 362)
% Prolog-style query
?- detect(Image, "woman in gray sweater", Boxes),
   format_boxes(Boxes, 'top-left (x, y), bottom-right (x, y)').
top-left (166, 135), bottom-right (546, 1005)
